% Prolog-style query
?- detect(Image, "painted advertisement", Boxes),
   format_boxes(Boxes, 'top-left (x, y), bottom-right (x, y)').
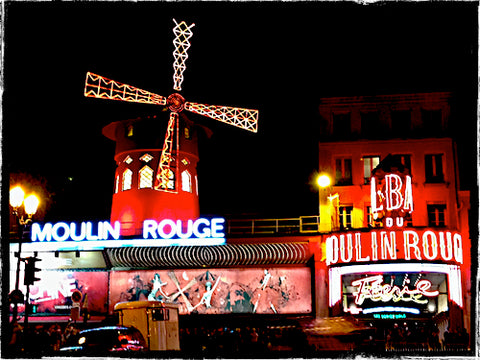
top-left (109, 267), bottom-right (312, 315)
top-left (9, 270), bottom-right (108, 315)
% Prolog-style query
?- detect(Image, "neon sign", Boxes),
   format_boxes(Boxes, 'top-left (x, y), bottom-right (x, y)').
top-left (31, 221), bottom-right (121, 242)
top-left (143, 218), bottom-right (224, 239)
top-left (366, 307), bottom-right (420, 315)
top-left (29, 218), bottom-right (226, 250)
top-left (352, 275), bottom-right (439, 306)
top-left (326, 229), bottom-right (463, 266)
top-left (371, 173), bottom-right (413, 227)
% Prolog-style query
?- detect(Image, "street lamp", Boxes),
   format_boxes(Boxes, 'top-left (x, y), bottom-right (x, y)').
top-left (316, 174), bottom-right (331, 189)
top-left (9, 186), bottom-right (39, 324)
top-left (316, 174), bottom-right (331, 232)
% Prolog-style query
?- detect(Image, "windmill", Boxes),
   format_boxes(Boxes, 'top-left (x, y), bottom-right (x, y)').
top-left (84, 19), bottom-right (258, 197)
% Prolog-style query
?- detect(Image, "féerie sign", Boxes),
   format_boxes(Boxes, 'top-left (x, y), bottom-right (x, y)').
top-left (352, 274), bottom-right (439, 306)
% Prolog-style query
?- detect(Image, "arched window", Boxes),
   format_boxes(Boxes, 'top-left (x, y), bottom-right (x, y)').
top-left (181, 170), bottom-right (192, 193)
top-left (122, 169), bottom-right (133, 191)
top-left (139, 166), bottom-right (154, 189)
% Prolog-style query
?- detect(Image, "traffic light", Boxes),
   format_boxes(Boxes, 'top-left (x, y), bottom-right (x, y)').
top-left (24, 256), bottom-right (41, 286)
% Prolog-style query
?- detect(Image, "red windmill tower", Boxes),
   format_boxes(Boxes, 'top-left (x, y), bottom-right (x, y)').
top-left (85, 19), bottom-right (258, 236)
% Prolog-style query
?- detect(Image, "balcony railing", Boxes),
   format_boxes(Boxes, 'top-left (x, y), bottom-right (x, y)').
top-left (226, 216), bottom-right (321, 236)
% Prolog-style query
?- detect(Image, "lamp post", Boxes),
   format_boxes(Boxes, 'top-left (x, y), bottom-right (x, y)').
top-left (9, 186), bottom-right (39, 324)
top-left (316, 174), bottom-right (331, 232)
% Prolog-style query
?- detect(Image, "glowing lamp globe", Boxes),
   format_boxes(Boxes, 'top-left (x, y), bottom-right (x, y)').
top-left (24, 194), bottom-right (39, 216)
top-left (10, 187), bottom-right (25, 209)
top-left (317, 174), bottom-right (331, 188)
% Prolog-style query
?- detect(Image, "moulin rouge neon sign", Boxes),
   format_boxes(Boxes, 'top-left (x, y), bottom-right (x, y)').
top-left (352, 274), bottom-right (439, 306)
top-left (30, 218), bottom-right (225, 244)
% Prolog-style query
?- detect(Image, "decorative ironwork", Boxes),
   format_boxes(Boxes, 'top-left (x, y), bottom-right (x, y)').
top-left (84, 19), bottom-right (258, 193)
top-left (172, 19), bottom-right (195, 91)
top-left (155, 112), bottom-right (178, 191)
top-left (106, 243), bottom-right (312, 268)
top-left (84, 72), bottom-right (166, 106)
top-left (185, 102), bottom-right (258, 133)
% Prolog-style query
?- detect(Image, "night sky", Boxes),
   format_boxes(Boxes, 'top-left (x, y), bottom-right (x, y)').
top-left (3, 2), bottom-right (478, 223)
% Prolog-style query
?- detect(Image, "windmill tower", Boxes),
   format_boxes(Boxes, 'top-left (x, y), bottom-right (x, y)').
top-left (85, 20), bottom-right (258, 236)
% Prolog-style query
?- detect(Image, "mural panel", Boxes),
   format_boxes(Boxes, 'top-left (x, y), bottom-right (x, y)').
top-left (109, 267), bottom-right (312, 315)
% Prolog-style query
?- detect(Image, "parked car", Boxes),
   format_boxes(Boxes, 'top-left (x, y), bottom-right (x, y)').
top-left (60, 326), bottom-right (147, 352)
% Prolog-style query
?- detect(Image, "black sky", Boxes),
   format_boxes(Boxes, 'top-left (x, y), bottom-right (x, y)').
top-left (3, 2), bottom-right (478, 222)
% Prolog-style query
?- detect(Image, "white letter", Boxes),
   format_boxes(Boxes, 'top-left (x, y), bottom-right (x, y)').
top-left (381, 231), bottom-right (397, 260)
top-left (385, 174), bottom-right (403, 211)
top-left (177, 219), bottom-right (194, 239)
top-left (355, 233), bottom-right (370, 261)
top-left (403, 230), bottom-right (421, 260)
top-left (52, 222), bottom-right (70, 242)
top-left (371, 177), bottom-right (383, 213)
top-left (385, 217), bottom-right (394, 228)
top-left (371, 232), bottom-right (378, 261)
top-left (143, 220), bottom-right (158, 239)
top-left (340, 234), bottom-right (353, 262)
top-left (86, 222), bottom-right (98, 241)
top-left (326, 235), bottom-right (339, 266)
top-left (211, 218), bottom-right (225, 238)
top-left (158, 219), bottom-right (176, 239)
top-left (439, 232), bottom-right (453, 261)
top-left (453, 233), bottom-right (463, 264)
top-left (403, 175), bottom-right (414, 213)
top-left (31, 223), bottom-right (53, 242)
top-left (193, 218), bottom-right (211, 238)
top-left (103, 221), bottom-right (120, 240)
top-left (422, 231), bottom-right (438, 260)
top-left (70, 222), bottom-right (86, 241)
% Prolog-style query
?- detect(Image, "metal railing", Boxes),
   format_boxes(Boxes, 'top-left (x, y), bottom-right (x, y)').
top-left (227, 216), bottom-right (320, 236)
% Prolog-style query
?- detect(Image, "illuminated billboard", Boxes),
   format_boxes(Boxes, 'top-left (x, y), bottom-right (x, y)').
top-left (109, 267), bottom-right (312, 315)
top-left (9, 270), bottom-right (108, 315)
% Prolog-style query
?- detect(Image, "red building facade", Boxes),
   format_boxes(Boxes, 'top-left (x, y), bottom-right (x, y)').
top-left (316, 92), bottom-right (472, 344)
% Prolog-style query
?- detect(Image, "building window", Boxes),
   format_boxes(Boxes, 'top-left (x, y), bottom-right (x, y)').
top-left (122, 169), bottom-right (133, 191)
top-left (361, 111), bottom-right (381, 137)
top-left (427, 204), bottom-right (446, 227)
top-left (139, 166), bottom-right (154, 189)
top-left (335, 158), bottom-right (352, 185)
top-left (391, 110), bottom-right (411, 137)
top-left (332, 113), bottom-right (351, 138)
top-left (363, 156), bottom-right (380, 185)
top-left (115, 175), bottom-right (119, 194)
top-left (404, 213), bottom-right (413, 227)
top-left (167, 170), bottom-right (175, 190)
top-left (339, 206), bottom-right (353, 230)
top-left (184, 127), bottom-right (191, 140)
top-left (421, 109), bottom-right (442, 135)
top-left (127, 125), bottom-right (134, 137)
top-left (425, 154), bottom-right (444, 183)
top-left (140, 153), bottom-right (154, 163)
top-left (124, 155), bottom-right (133, 165)
top-left (181, 170), bottom-right (192, 193)
top-left (395, 154), bottom-right (412, 175)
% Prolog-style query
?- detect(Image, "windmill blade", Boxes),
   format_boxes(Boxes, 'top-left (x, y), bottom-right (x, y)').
top-left (172, 19), bottom-right (195, 91)
top-left (154, 112), bottom-right (179, 192)
top-left (84, 72), bottom-right (167, 106)
top-left (184, 102), bottom-right (258, 133)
